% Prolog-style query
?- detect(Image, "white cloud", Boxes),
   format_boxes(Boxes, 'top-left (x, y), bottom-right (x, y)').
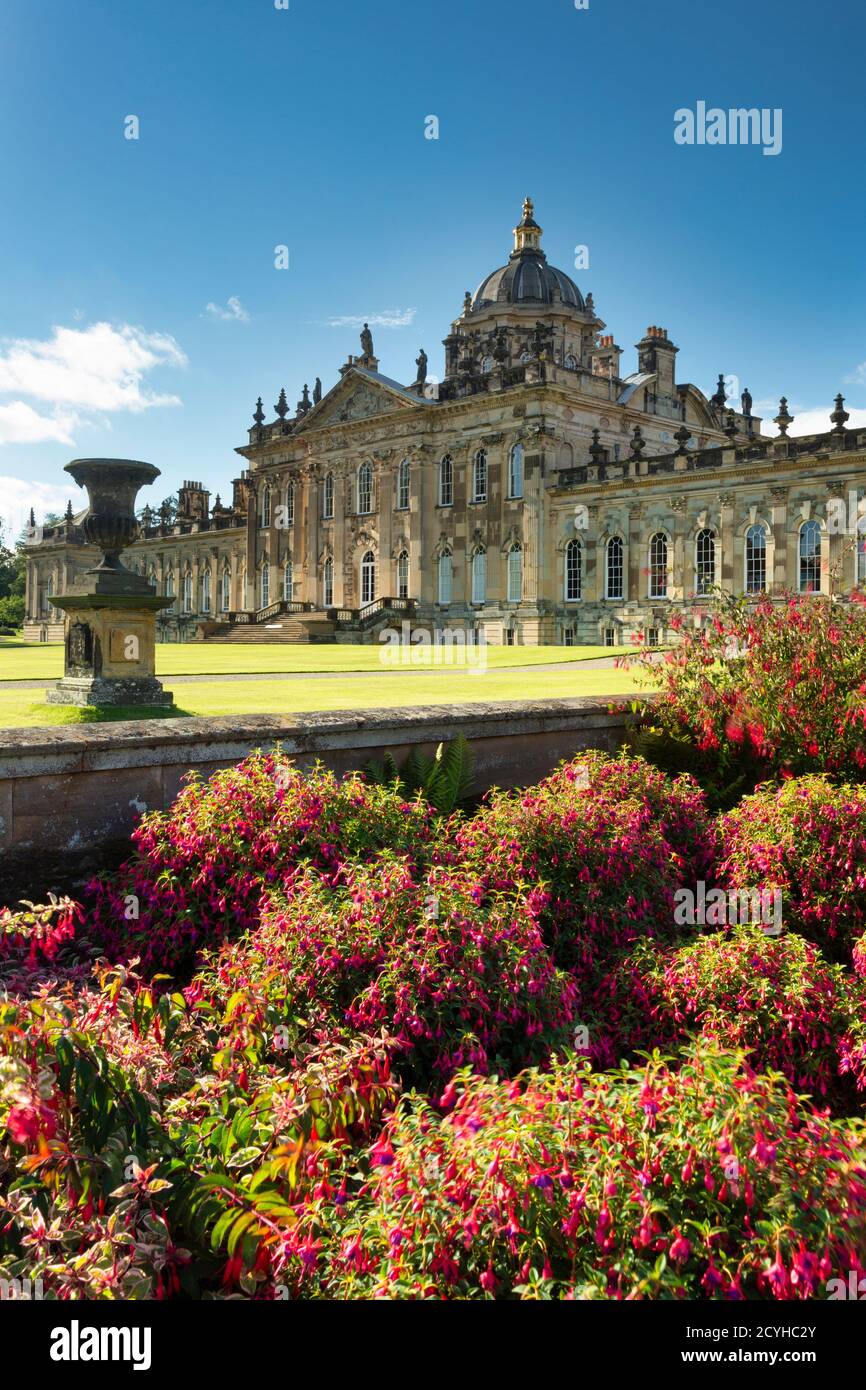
top-left (786, 404), bottom-right (866, 437)
top-left (204, 296), bottom-right (250, 323)
top-left (0, 475), bottom-right (81, 541)
top-left (326, 308), bottom-right (417, 329)
top-left (0, 321), bottom-right (187, 448)
top-left (845, 362), bottom-right (866, 387)
top-left (0, 401), bottom-right (79, 446)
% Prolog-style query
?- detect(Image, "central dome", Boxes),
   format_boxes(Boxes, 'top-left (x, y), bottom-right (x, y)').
top-left (471, 198), bottom-right (585, 312)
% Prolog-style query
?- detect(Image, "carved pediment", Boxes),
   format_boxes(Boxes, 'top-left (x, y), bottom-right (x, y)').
top-left (293, 369), bottom-right (419, 433)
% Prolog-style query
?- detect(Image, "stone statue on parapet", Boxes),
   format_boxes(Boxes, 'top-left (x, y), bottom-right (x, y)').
top-left (415, 348), bottom-right (428, 384)
top-left (360, 323), bottom-right (374, 358)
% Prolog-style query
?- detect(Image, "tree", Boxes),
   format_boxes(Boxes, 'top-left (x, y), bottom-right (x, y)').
top-left (0, 522), bottom-right (26, 631)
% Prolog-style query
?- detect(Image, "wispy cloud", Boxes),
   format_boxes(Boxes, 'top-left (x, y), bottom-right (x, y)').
top-left (0, 475), bottom-right (80, 539)
top-left (785, 404), bottom-right (866, 436)
top-left (326, 308), bottom-right (417, 329)
top-left (0, 322), bottom-right (187, 448)
top-left (845, 361), bottom-right (866, 387)
top-left (204, 296), bottom-right (250, 323)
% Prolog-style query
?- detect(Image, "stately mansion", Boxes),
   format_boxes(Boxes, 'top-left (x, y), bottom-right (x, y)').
top-left (23, 200), bottom-right (866, 646)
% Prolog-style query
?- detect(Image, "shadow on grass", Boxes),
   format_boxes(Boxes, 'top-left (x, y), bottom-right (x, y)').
top-left (36, 703), bottom-right (196, 725)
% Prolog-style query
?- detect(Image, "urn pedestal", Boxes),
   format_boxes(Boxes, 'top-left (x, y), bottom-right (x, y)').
top-left (46, 459), bottom-right (175, 710)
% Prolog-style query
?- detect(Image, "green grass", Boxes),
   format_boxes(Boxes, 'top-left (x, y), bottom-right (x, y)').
top-left (0, 637), bottom-right (632, 682)
top-left (0, 666), bottom-right (646, 728)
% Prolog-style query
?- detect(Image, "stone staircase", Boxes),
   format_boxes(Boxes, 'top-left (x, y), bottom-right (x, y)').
top-left (205, 613), bottom-right (336, 644)
top-left (198, 596), bottom-right (417, 644)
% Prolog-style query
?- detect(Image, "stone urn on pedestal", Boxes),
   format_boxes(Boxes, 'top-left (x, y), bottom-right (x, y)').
top-left (46, 459), bottom-right (174, 709)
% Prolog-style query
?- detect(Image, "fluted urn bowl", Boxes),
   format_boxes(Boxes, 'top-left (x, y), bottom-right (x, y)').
top-left (65, 458), bottom-right (160, 572)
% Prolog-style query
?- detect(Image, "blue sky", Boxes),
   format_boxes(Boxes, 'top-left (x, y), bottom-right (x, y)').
top-left (1, 0), bottom-right (864, 532)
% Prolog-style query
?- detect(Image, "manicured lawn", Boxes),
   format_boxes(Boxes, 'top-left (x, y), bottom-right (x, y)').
top-left (0, 665), bottom-right (645, 728)
top-left (0, 637), bottom-right (633, 682)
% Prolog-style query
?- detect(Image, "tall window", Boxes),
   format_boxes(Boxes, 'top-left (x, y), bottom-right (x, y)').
top-left (201, 568), bottom-right (212, 613)
top-left (471, 546), bottom-right (486, 604)
top-left (221, 567), bottom-right (231, 612)
top-left (858, 515), bottom-right (866, 584)
top-left (260, 565), bottom-right (270, 609)
top-left (439, 455), bottom-right (453, 507)
top-left (397, 458), bottom-right (410, 511)
top-left (509, 444), bottom-right (524, 499)
top-left (261, 486), bottom-right (271, 528)
top-left (182, 569), bottom-right (192, 613)
top-left (565, 538), bottom-right (582, 601)
top-left (507, 542), bottom-right (522, 603)
top-left (472, 449), bottom-right (487, 502)
top-left (360, 549), bottom-right (376, 605)
top-left (323, 473), bottom-right (334, 519)
top-left (648, 532), bottom-right (668, 599)
top-left (165, 570), bottom-right (175, 608)
top-left (438, 548), bottom-right (453, 605)
top-left (396, 550), bottom-right (409, 599)
top-left (286, 482), bottom-right (294, 526)
top-left (745, 524), bottom-right (767, 594)
top-left (695, 528), bottom-right (716, 595)
top-left (357, 462), bottom-right (373, 514)
top-left (605, 536), bottom-right (624, 600)
top-left (323, 556), bottom-right (334, 607)
top-left (283, 557), bottom-right (292, 601)
top-left (799, 520), bottom-right (821, 593)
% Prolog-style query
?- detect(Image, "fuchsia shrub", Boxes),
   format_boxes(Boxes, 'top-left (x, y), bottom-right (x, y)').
top-left (5, 747), bottom-right (866, 1300)
top-left (201, 853), bottom-right (580, 1087)
top-left (719, 776), bottom-right (866, 960)
top-left (648, 924), bottom-right (865, 1100)
top-left (639, 593), bottom-right (866, 784)
top-left (285, 1045), bottom-right (866, 1300)
top-left (86, 753), bottom-right (434, 975)
top-left (449, 752), bottom-right (715, 980)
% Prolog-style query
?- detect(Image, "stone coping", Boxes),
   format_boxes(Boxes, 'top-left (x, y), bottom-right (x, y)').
top-left (0, 698), bottom-right (638, 779)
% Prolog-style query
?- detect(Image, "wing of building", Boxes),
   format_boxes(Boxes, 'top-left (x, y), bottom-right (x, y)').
top-left (23, 199), bottom-right (866, 646)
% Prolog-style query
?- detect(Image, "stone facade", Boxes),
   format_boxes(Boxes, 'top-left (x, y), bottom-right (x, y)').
top-left (24, 200), bottom-right (866, 646)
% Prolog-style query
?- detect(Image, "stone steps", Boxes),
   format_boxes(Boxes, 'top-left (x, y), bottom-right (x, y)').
top-left (205, 618), bottom-right (336, 644)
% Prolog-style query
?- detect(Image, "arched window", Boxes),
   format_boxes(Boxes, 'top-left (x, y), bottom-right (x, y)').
top-left (439, 454), bottom-right (453, 507)
top-left (323, 473), bottom-right (334, 520)
top-left (357, 462), bottom-right (373, 515)
top-left (480, 355), bottom-right (494, 374)
top-left (221, 567), bottom-right (231, 612)
top-left (858, 515), bottom-right (866, 585)
top-left (471, 546), bottom-right (486, 604)
top-left (360, 549), bottom-right (376, 605)
top-left (323, 556), bottom-right (334, 608)
top-left (509, 444), bottom-right (524, 500)
top-left (165, 569), bottom-right (175, 605)
top-left (438, 548), bottom-right (453, 605)
top-left (695, 528), bottom-right (716, 595)
top-left (261, 486), bottom-right (271, 528)
top-left (201, 568), bottom-right (212, 613)
top-left (472, 449), bottom-right (487, 502)
top-left (182, 569), bottom-right (192, 614)
top-left (507, 542), bottom-right (523, 603)
top-left (397, 458), bottom-right (410, 511)
top-left (648, 532), bottom-right (668, 599)
top-left (605, 536), bottom-right (624, 600)
top-left (260, 564), bottom-right (270, 609)
top-left (799, 519), bottom-right (821, 593)
top-left (396, 550), bottom-right (409, 599)
top-left (286, 482), bottom-right (294, 526)
top-left (283, 557), bottom-right (292, 601)
top-left (565, 538), bottom-right (582, 601)
top-left (147, 566), bottom-right (157, 590)
top-left (565, 353), bottom-right (578, 370)
top-left (745, 524), bottom-right (767, 594)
